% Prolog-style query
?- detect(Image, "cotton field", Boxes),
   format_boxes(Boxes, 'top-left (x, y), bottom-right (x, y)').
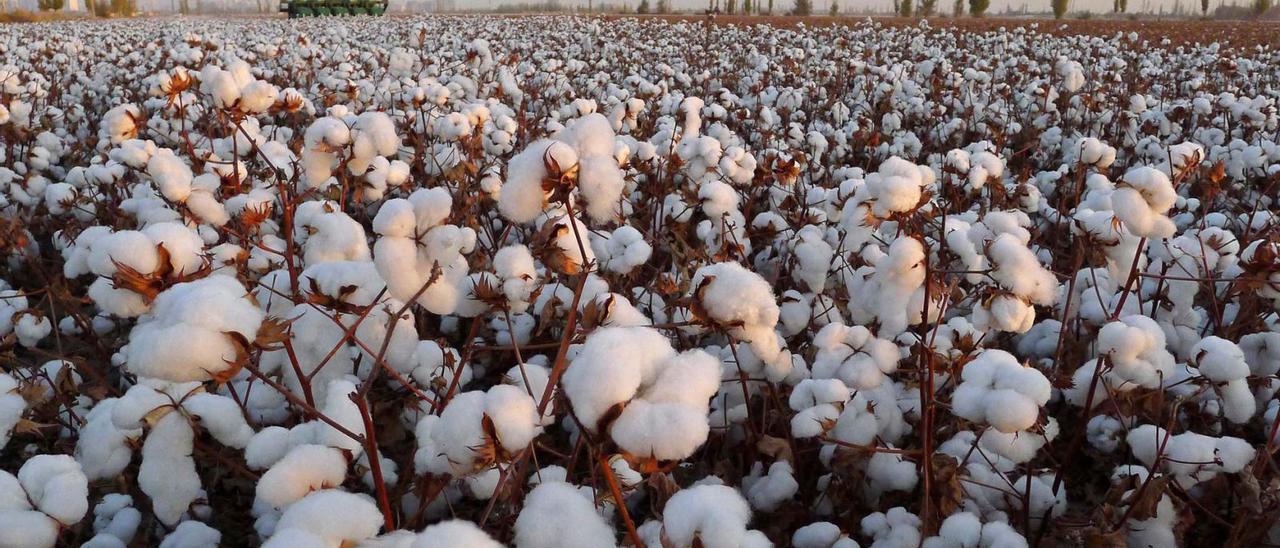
top-left (0, 13), bottom-right (1279, 548)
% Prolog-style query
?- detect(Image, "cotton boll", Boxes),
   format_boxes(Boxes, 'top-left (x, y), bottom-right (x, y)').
top-left (986, 234), bottom-right (1057, 307)
top-left (139, 411), bottom-right (201, 526)
top-left (17, 454), bottom-right (89, 525)
top-left (494, 245), bottom-right (539, 311)
top-left (811, 323), bottom-right (899, 390)
top-left (372, 188), bottom-right (472, 315)
top-left (482, 385), bottom-right (542, 453)
top-left (0, 372), bottom-right (26, 449)
top-left (407, 519), bottom-right (503, 548)
top-left (793, 522), bottom-right (858, 548)
top-left (1112, 166), bottom-right (1176, 239)
top-left (849, 236), bottom-right (930, 337)
top-left (592, 225), bottom-right (652, 275)
top-left (126, 276), bottom-right (264, 383)
top-left (865, 156), bottom-right (934, 217)
top-left (952, 349), bottom-right (1049, 433)
top-left (1097, 315), bottom-right (1175, 389)
top-left (691, 262), bottom-right (785, 366)
top-left (91, 494), bottom-right (140, 545)
top-left (866, 449), bottom-right (919, 497)
top-left (744, 461), bottom-right (799, 512)
top-left (513, 481), bottom-right (617, 548)
top-left (146, 148), bottom-right (193, 203)
top-left (159, 521), bottom-right (222, 548)
top-left (270, 490), bottom-right (383, 546)
top-left (861, 507), bottom-right (921, 548)
top-left (662, 484), bottom-right (757, 548)
top-left (566, 327), bottom-right (720, 460)
top-left (0, 511), bottom-right (60, 548)
top-left (1189, 337), bottom-right (1254, 423)
top-left (255, 445), bottom-right (349, 510)
top-left (1126, 424), bottom-right (1256, 488)
top-left (559, 114), bottom-right (625, 223)
top-left (75, 399), bottom-right (140, 481)
top-left (499, 140), bottom-right (576, 224)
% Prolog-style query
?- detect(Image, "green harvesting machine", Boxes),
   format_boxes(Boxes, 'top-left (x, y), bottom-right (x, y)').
top-left (279, 0), bottom-right (388, 17)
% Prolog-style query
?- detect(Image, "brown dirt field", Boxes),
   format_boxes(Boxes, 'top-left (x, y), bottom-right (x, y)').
top-left (597, 13), bottom-right (1280, 49)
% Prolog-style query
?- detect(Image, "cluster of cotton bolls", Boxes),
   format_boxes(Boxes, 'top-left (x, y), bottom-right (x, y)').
top-left (1, 14), bottom-right (1279, 548)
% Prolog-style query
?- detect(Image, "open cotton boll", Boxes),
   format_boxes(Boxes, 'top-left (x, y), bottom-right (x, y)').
top-left (744, 461), bottom-right (799, 512)
top-left (159, 521), bottom-right (222, 548)
top-left (691, 261), bottom-right (785, 365)
top-left (90, 494), bottom-right (140, 545)
top-left (372, 187), bottom-right (473, 315)
top-left (1188, 336), bottom-right (1255, 423)
top-left (592, 225), bottom-right (652, 275)
top-left (0, 372), bottom-right (26, 449)
top-left (865, 156), bottom-right (934, 217)
top-left (535, 212), bottom-right (597, 275)
top-left (850, 236), bottom-right (929, 337)
top-left (301, 117), bottom-right (351, 189)
top-left (255, 444), bottom-right (349, 510)
top-left (513, 481), bottom-right (617, 548)
top-left (499, 139), bottom-right (578, 224)
top-left (1012, 473), bottom-right (1067, 523)
top-left (410, 340), bottom-right (469, 394)
top-left (564, 327), bottom-right (720, 460)
top-left (1098, 315), bottom-right (1176, 389)
top-left (661, 484), bottom-right (759, 548)
top-left (126, 276), bottom-right (263, 382)
top-left (866, 448), bottom-right (919, 497)
top-left (404, 519), bottom-right (503, 548)
top-left (792, 522), bottom-right (859, 548)
top-left (1127, 424), bottom-right (1256, 488)
top-left (1112, 166), bottom-right (1177, 239)
top-left (139, 411), bottom-right (201, 526)
top-left (789, 379), bottom-right (849, 438)
top-left (349, 111), bottom-right (401, 175)
top-left (861, 507), bottom-right (921, 548)
top-left (482, 384), bottom-right (543, 453)
top-left (493, 245), bottom-right (539, 312)
top-left (1055, 58), bottom-right (1085, 93)
top-left (415, 386), bottom-right (540, 476)
top-left (952, 349), bottom-right (1050, 433)
top-left (16, 454), bottom-right (89, 525)
top-left (293, 201), bottom-right (371, 266)
top-left (269, 490), bottom-right (383, 547)
top-left (986, 234), bottom-right (1057, 307)
top-left (146, 149), bottom-right (193, 203)
top-left (0, 510), bottom-right (60, 548)
top-left (1076, 137), bottom-right (1117, 168)
top-left (811, 323), bottom-right (900, 390)
top-left (557, 113), bottom-right (626, 223)
top-left (75, 398), bottom-right (140, 481)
